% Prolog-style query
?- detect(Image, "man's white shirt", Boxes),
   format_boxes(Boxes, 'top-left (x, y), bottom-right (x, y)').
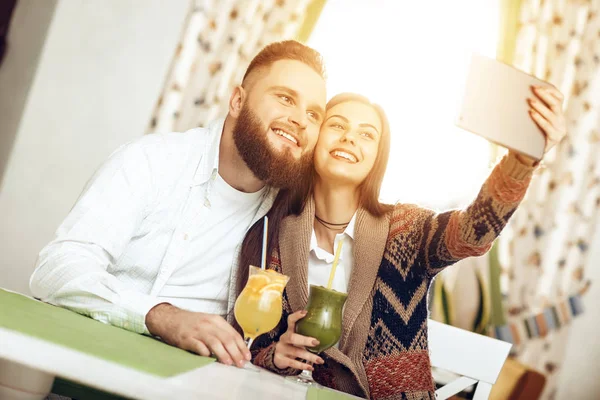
top-left (30, 119), bottom-right (276, 334)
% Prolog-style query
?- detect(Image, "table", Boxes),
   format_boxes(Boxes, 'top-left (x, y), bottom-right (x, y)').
top-left (0, 289), bottom-right (359, 400)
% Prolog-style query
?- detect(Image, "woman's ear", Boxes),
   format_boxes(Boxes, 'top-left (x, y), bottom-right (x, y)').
top-left (229, 85), bottom-right (246, 118)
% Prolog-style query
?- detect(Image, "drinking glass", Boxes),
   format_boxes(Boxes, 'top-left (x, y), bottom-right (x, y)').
top-left (287, 285), bottom-right (347, 386)
top-left (234, 266), bottom-right (289, 370)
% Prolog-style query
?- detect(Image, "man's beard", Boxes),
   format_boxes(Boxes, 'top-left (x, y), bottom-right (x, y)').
top-left (232, 104), bottom-right (313, 189)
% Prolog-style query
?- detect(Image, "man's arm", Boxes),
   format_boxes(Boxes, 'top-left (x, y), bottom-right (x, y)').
top-left (30, 140), bottom-right (163, 334)
top-left (30, 137), bottom-right (252, 366)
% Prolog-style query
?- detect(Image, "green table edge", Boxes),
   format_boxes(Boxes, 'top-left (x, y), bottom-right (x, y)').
top-left (0, 289), bottom-right (216, 399)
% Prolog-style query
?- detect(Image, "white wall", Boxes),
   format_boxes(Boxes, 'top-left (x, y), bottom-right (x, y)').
top-left (0, 0), bottom-right (190, 294)
top-left (0, 0), bottom-right (57, 187)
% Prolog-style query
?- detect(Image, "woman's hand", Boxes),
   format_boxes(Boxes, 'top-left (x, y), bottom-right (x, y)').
top-left (513, 85), bottom-right (568, 165)
top-left (273, 310), bottom-right (325, 371)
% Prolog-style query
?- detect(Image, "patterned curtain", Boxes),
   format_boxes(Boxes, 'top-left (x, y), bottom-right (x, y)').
top-left (147, 0), bottom-right (313, 133)
top-left (497, 1), bottom-right (600, 398)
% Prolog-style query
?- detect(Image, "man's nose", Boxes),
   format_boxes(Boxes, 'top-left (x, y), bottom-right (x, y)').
top-left (288, 108), bottom-right (308, 130)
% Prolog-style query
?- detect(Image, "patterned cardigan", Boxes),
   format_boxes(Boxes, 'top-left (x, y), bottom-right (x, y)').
top-left (250, 154), bottom-right (535, 399)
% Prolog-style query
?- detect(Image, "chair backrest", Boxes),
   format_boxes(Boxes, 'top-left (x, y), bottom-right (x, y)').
top-left (428, 319), bottom-right (512, 400)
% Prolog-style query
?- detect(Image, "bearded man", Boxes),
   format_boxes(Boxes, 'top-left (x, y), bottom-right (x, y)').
top-left (30, 40), bottom-right (327, 368)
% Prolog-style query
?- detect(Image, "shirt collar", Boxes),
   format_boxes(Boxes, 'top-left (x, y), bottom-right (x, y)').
top-left (345, 213), bottom-right (357, 240)
top-left (310, 212), bottom-right (357, 261)
top-left (191, 118), bottom-right (224, 186)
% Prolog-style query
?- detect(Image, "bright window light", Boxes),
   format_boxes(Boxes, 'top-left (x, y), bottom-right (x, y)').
top-left (309, 0), bottom-right (500, 209)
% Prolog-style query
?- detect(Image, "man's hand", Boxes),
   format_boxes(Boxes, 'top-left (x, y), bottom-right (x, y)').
top-left (273, 310), bottom-right (324, 371)
top-left (515, 85), bottom-right (568, 165)
top-left (145, 303), bottom-right (250, 367)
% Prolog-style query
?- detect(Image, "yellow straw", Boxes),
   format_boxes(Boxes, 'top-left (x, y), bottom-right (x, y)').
top-left (327, 239), bottom-right (344, 289)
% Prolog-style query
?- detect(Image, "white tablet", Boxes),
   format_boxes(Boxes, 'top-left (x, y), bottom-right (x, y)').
top-left (456, 53), bottom-right (553, 160)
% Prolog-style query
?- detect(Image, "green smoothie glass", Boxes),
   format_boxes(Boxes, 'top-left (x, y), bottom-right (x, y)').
top-left (288, 285), bottom-right (348, 386)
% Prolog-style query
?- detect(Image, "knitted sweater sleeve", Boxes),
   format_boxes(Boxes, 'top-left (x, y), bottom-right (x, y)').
top-left (390, 153), bottom-right (535, 278)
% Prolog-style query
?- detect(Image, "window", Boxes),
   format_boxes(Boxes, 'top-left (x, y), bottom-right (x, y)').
top-left (309, 0), bottom-right (500, 209)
